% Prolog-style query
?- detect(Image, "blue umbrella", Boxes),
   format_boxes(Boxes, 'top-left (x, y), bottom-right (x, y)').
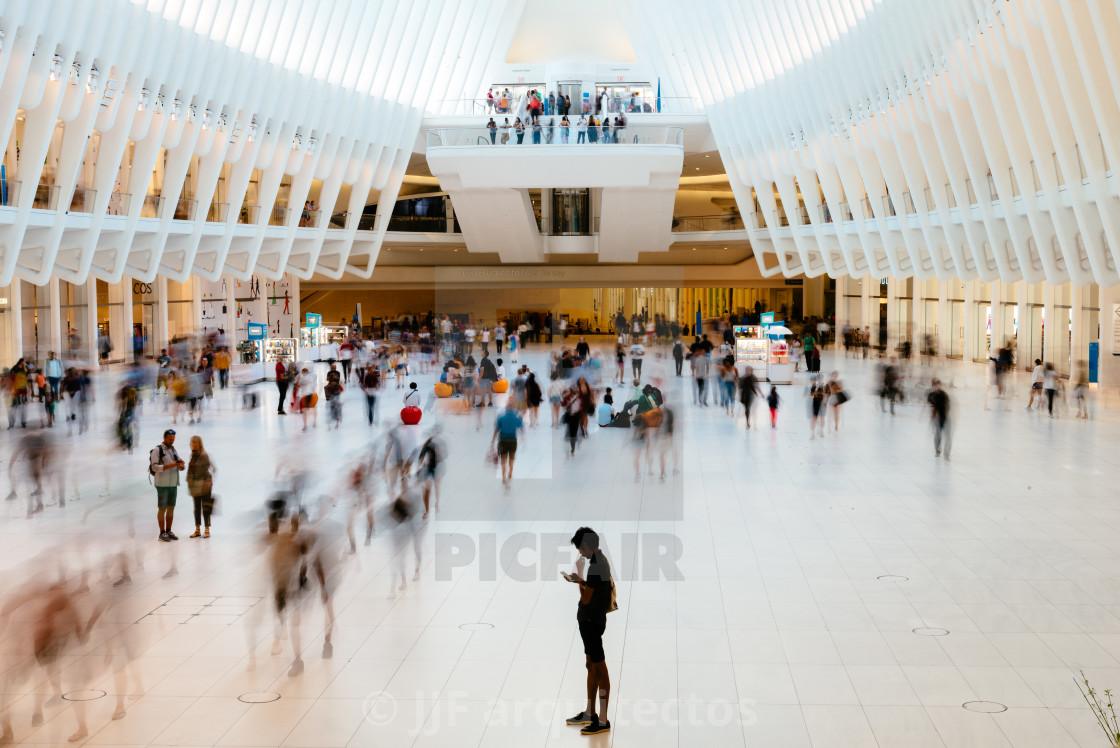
top-left (656, 78), bottom-right (661, 113)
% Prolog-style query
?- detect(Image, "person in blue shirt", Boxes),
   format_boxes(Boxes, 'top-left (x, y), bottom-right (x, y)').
top-left (490, 403), bottom-right (524, 490)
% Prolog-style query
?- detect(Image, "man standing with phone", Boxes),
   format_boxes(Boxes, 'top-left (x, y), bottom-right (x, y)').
top-left (150, 429), bottom-right (185, 541)
top-left (563, 527), bottom-right (614, 735)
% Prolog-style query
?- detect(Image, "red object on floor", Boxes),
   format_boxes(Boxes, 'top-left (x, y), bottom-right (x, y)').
top-left (400, 406), bottom-right (422, 425)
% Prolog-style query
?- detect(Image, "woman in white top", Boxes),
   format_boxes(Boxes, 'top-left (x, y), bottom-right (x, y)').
top-left (576, 116), bottom-right (588, 143)
top-left (1043, 363), bottom-right (1059, 417)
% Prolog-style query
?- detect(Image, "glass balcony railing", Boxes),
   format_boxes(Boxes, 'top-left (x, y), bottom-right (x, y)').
top-left (299, 209), bottom-right (322, 228)
top-left (444, 93), bottom-right (699, 117)
top-left (0, 179), bottom-right (21, 207)
top-left (172, 198), bottom-right (197, 221)
top-left (426, 125), bottom-right (685, 148)
top-left (207, 202), bottom-right (228, 222)
top-left (141, 194), bottom-right (163, 218)
top-left (387, 215), bottom-right (450, 232)
top-left (328, 212), bottom-right (349, 229)
top-left (107, 191), bottom-right (130, 215)
top-left (33, 183), bottom-right (60, 210)
top-left (671, 214), bottom-right (745, 232)
top-left (238, 204), bottom-right (260, 225)
top-left (69, 187), bottom-right (96, 213)
top-left (357, 212), bottom-right (378, 231)
top-left (269, 206), bottom-right (290, 226)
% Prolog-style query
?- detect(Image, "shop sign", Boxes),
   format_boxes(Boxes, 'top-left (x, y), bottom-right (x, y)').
top-left (247, 322), bottom-right (268, 340)
top-left (305, 312), bottom-right (322, 328)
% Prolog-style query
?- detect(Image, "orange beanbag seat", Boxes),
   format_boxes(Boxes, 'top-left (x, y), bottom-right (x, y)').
top-left (434, 382), bottom-right (452, 398)
top-left (491, 378), bottom-right (509, 393)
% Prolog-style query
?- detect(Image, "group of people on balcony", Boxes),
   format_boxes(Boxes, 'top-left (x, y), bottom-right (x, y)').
top-left (487, 87), bottom-right (656, 116)
top-left (485, 113), bottom-right (628, 145)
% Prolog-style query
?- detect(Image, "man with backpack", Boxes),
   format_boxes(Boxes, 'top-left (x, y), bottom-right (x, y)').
top-left (150, 429), bottom-right (185, 541)
top-left (563, 527), bottom-right (615, 735)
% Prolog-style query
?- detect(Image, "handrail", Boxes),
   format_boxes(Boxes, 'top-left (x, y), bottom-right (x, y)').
top-left (671, 214), bottom-right (745, 232)
top-left (0, 179), bottom-right (21, 207)
top-left (427, 125), bottom-right (684, 148)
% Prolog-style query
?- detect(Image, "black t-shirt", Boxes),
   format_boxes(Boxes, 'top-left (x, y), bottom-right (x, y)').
top-left (576, 342), bottom-right (590, 358)
top-left (577, 551), bottom-right (613, 622)
top-left (928, 389), bottom-right (950, 422)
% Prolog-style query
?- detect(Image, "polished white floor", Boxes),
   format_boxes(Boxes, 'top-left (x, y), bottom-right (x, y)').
top-left (1, 343), bottom-right (1118, 747)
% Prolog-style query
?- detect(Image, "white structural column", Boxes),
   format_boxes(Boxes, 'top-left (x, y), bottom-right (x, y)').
top-left (1099, 285), bottom-right (1120, 389)
top-left (108, 280), bottom-right (129, 365)
top-left (1071, 285), bottom-right (1084, 374)
top-left (860, 280), bottom-right (872, 338)
top-left (886, 278), bottom-right (900, 351)
top-left (290, 276), bottom-right (301, 341)
top-left (963, 281), bottom-right (976, 363)
top-left (1017, 282), bottom-right (1029, 370)
top-left (937, 281), bottom-right (949, 358)
top-left (188, 277), bottom-right (202, 340)
top-left (84, 278), bottom-right (98, 369)
top-left (47, 278), bottom-right (62, 356)
top-left (7, 280), bottom-right (21, 363)
top-left (911, 292), bottom-right (921, 351)
top-left (155, 276), bottom-right (169, 353)
top-left (224, 277), bottom-right (237, 354)
top-left (1043, 283), bottom-right (1056, 365)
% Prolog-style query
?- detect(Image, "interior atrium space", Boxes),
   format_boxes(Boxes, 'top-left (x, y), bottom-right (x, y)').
top-left (3, 1), bottom-right (1120, 746)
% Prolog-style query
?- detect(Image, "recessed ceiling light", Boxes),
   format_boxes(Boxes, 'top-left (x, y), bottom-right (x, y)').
top-left (723, 246), bottom-right (727, 249)
top-left (692, 247), bottom-right (696, 251)
top-left (705, 154), bottom-right (710, 158)
top-left (695, 167), bottom-right (700, 170)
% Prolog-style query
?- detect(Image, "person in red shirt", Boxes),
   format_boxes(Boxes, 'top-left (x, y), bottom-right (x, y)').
top-left (275, 359), bottom-right (289, 414)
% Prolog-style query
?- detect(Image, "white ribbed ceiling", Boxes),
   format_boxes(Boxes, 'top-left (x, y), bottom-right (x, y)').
top-left (0, 0), bottom-right (524, 286)
top-left (623, 0), bottom-right (1120, 287)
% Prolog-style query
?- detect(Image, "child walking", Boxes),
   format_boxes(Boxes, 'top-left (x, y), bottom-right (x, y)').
top-left (767, 385), bottom-right (780, 428)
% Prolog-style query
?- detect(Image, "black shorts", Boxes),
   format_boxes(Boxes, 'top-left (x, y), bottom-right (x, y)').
top-left (578, 618), bottom-right (606, 663)
top-left (497, 439), bottom-right (517, 457)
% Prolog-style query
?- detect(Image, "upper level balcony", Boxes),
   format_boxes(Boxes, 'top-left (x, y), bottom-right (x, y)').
top-left (426, 126), bottom-right (684, 191)
top-left (427, 125), bottom-right (683, 149)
